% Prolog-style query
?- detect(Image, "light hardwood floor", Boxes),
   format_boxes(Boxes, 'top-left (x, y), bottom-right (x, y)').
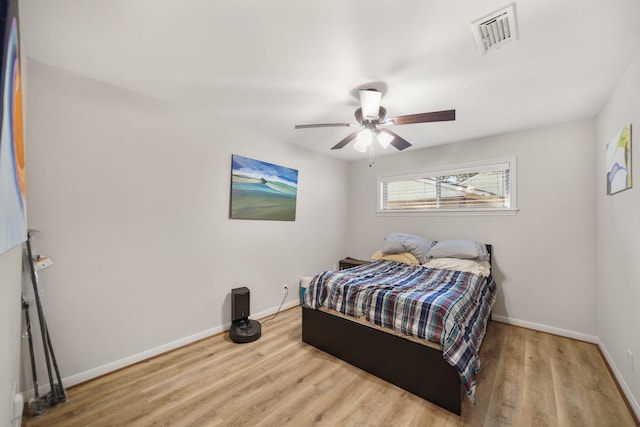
top-left (22, 306), bottom-right (638, 426)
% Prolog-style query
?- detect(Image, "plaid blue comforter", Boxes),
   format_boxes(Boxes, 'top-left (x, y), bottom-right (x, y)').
top-left (303, 260), bottom-right (496, 401)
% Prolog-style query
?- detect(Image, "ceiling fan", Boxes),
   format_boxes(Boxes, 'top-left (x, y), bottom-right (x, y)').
top-left (295, 88), bottom-right (456, 163)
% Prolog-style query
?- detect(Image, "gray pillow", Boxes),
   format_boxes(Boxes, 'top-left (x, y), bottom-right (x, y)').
top-left (382, 232), bottom-right (408, 254)
top-left (427, 239), bottom-right (489, 261)
top-left (382, 233), bottom-right (434, 264)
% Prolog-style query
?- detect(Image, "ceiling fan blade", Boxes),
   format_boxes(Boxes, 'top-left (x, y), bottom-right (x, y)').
top-left (385, 109), bottom-right (456, 126)
top-left (331, 131), bottom-right (359, 150)
top-left (295, 122), bottom-right (359, 129)
top-left (380, 128), bottom-right (412, 151)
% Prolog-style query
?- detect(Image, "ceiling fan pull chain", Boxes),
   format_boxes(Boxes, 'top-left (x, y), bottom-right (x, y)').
top-left (369, 138), bottom-right (375, 167)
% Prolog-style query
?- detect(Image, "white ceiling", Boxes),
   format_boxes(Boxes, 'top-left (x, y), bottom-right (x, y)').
top-left (19, 0), bottom-right (640, 161)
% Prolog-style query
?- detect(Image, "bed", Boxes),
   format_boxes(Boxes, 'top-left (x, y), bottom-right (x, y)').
top-left (301, 237), bottom-right (496, 415)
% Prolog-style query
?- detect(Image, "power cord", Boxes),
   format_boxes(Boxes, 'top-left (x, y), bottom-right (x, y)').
top-left (262, 287), bottom-right (289, 324)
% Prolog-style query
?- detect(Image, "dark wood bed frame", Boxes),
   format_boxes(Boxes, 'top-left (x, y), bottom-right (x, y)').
top-left (301, 244), bottom-right (493, 415)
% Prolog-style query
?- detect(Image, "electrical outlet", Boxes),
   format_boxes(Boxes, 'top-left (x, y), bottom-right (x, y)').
top-left (282, 284), bottom-right (289, 294)
top-left (627, 350), bottom-right (633, 373)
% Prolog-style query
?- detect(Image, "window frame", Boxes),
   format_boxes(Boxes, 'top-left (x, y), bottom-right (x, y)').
top-left (377, 157), bottom-right (518, 216)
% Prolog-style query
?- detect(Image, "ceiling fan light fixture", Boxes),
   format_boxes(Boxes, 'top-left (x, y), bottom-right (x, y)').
top-left (377, 131), bottom-right (394, 149)
top-left (359, 89), bottom-right (382, 120)
top-left (354, 129), bottom-right (372, 152)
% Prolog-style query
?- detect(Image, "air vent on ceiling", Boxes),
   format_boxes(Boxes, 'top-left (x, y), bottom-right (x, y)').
top-left (471, 3), bottom-right (518, 54)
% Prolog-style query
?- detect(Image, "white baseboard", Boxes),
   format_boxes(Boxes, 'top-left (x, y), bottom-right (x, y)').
top-left (491, 314), bottom-right (599, 343)
top-left (597, 341), bottom-right (640, 421)
top-left (61, 299), bottom-right (301, 389)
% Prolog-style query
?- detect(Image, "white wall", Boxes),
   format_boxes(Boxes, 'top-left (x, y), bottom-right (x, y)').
top-left (596, 47), bottom-right (640, 416)
top-left (24, 60), bottom-right (348, 385)
top-left (346, 120), bottom-right (598, 340)
top-left (0, 247), bottom-right (23, 426)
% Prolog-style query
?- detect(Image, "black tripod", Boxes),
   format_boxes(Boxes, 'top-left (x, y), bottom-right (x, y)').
top-left (24, 232), bottom-right (66, 408)
top-left (21, 297), bottom-right (43, 416)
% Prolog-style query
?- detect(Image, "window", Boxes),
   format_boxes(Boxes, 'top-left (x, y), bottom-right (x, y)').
top-left (378, 157), bottom-right (517, 215)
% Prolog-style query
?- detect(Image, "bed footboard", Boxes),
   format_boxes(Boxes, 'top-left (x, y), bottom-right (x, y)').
top-left (301, 306), bottom-right (462, 415)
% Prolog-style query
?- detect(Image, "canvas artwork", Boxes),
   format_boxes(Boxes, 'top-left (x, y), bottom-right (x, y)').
top-left (0, 0), bottom-right (27, 254)
top-left (230, 154), bottom-right (298, 221)
top-left (606, 124), bottom-right (632, 195)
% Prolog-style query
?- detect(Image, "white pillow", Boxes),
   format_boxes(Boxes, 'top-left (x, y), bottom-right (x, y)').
top-left (427, 239), bottom-right (489, 261)
top-left (423, 257), bottom-right (491, 277)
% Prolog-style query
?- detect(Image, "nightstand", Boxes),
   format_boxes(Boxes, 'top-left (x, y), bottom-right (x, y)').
top-left (338, 257), bottom-right (370, 270)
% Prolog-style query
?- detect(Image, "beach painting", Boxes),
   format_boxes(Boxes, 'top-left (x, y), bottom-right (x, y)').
top-left (0, 0), bottom-right (27, 254)
top-left (230, 154), bottom-right (298, 221)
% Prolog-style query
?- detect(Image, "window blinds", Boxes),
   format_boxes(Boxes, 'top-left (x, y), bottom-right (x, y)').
top-left (379, 160), bottom-right (512, 212)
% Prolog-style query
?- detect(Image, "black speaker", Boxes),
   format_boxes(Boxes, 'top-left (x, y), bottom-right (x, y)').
top-left (231, 287), bottom-right (250, 322)
top-left (230, 287), bottom-right (261, 343)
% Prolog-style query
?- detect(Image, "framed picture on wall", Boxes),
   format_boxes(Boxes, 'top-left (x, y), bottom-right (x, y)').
top-left (229, 154), bottom-right (298, 221)
top-left (606, 124), bottom-right (632, 195)
top-left (0, 0), bottom-right (27, 254)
